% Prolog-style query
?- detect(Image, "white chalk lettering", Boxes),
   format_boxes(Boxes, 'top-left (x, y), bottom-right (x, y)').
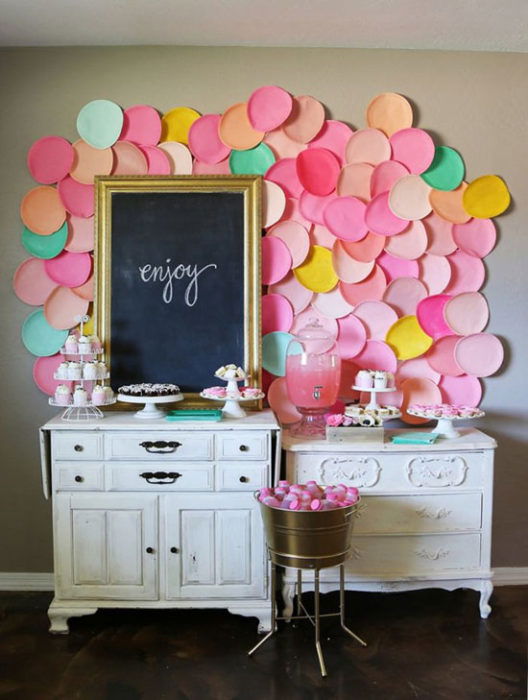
top-left (138, 258), bottom-right (217, 306)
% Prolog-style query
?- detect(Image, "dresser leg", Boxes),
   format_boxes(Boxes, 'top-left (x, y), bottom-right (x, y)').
top-left (479, 580), bottom-right (493, 618)
top-left (48, 601), bottom-right (98, 634)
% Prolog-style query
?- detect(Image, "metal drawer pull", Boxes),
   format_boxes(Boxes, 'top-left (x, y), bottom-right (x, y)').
top-left (170, 547), bottom-right (179, 554)
top-left (239, 476), bottom-right (249, 483)
top-left (140, 440), bottom-right (182, 453)
top-left (146, 547), bottom-right (155, 554)
top-left (74, 475), bottom-right (84, 483)
top-left (239, 445), bottom-right (249, 452)
top-left (139, 471), bottom-right (182, 484)
top-left (74, 444), bottom-right (84, 452)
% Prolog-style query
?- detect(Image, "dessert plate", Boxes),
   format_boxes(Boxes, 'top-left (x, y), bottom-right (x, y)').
top-left (389, 128), bottom-right (435, 174)
top-left (120, 105), bottom-right (162, 146)
top-left (45, 250), bottom-right (92, 288)
top-left (27, 135), bottom-right (74, 185)
top-left (247, 85), bottom-right (293, 132)
top-left (189, 114), bottom-right (230, 164)
top-left (296, 148), bottom-right (340, 196)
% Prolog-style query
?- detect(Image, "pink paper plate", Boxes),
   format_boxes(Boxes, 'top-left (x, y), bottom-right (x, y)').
top-left (444, 250), bottom-right (485, 295)
top-left (299, 191), bottom-right (337, 226)
top-left (265, 159), bottom-right (303, 199)
top-left (33, 353), bottom-right (65, 396)
top-left (111, 140), bottom-right (148, 175)
top-left (58, 177), bottom-right (95, 218)
top-left (312, 287), bottom-right (354, 319)
top-left (383, 277), bottom-right (427, 317)
top-left (400, 377), bottom-right (442, 424)
top-left (339, 360), bottom-right (362, 401)
top-left (366, 93), bottom-right (414, 138)
top-left (192, 158), bottom-right (231, 175)
top-left (416, 294), bottom-right (454, 339)
top-left (454, 333), bottom-right (504, 377)
top-left (65, 215), bottom-right (94, 253)
top-left (44, 286), bottom-right (90, 330)
top-left (268, 272), bottom-right (313, 314)
top-left (337, 163), bottom-right (373, 199)
top-left (426, 336), bottom-right (464, 376)
top-left (370, 160), bottom-right (409, 198)
top-left (443, 292), bottom-right (489, 336)
top-left (430, 182), bottom-right (471, 224)
top-left (353, 340), bottom-right (398, 373)
top-left (365, 192), bottom-right (409, 237)
top-left (418, 254), bottom-right (452, 295)
top-left (423, 212), bottom-right (457, 256)
top-left (27, 136), bottom-right (74, 185)
top-left (323, 196), bottom-right (368, 242)
top-left (389, 128), bottom-right (435, 174)
top-left (248, 85), bottom-right (293, 132)
top-left (188, 114), bottom-right (231, 164)
top-left (384, 220), bottom-right (427, 260)
top-left (262, 236), bottom-right (292, 285)
top-left (70, 139), bottom-right (114, 184)
top-left (13, 258), bottom-right (58, 306)
top-left (119, 105), bottom-right (162, 146)
top-left (336, 314), bottom-right (367, 359)
top-left (396, 357), bottom-right (440, 387)
top-left (20, 186), bottom-right (66, 236)
top-left (267, 220), bottom-right (310, 268)
top-left (262, 293), bottom-right (294, 334)
top-left (44, 251), bottom-right (92, 288)
top-left (262, 181), bottom-right (287, 229)
top-left (140, 146), bottom-right (171, 175)
top-left (353, 301), bottom-right (398, 341)
top-left (290, 305), bottom-right (339, 340)
top-left (71, 274), bottom-right (94, 301)
top-left (283, 95), bottom-right (325, 144)
top-left (452, 218), bottom-right (496, 258)
top-left (342, 232), bottom-right (386, 262)
top-left (333, 241), bottom-right (374, 283)
top-left (277, 197), bottom-right (311, 230)
top-left (377, 252), bottom-right (418, 283)
top-left (339, 265), bottom-right (387, 306)
top-left (388, 174), bottom-right (432, 221)
top-left (218, 102), bottom-right (264, 151)
top-left (264, 129), bottom-right (306, 159)
top-left (310, 224), bottom-right (337, 249)
top-left (345, 128), bottom-right (391, 166)
top-left (158, 141), bottom-right (193, 175)
top-left (439, 374), bottom-right (482, 407)
top-left (308, 120), bottom-right (354, 164)
top-left (296, 148), bottom-right (340, 196)
top-left (267, 377), bottom-right (302, 425)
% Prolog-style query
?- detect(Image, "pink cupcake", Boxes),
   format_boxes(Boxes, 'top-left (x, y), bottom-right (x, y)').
top-left (241, 387), bottom-right (261, 399)
top-left (204, 386), bottom-right (227, 398)
top-left (55, 384), bottom-right (72, 406)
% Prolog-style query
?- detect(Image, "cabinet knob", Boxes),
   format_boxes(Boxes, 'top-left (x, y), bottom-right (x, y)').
top-left (170, 547), bottom-right (179, 554)
top-left (239, 476), bottom-right (249, 483)
top-left (145, 547), bottom-right (155, 554)
top-left (74, 475), bottom-right (84, 483)
top-left (239, 445), bottom-right (249, 452)
top-left (74, 444), bottom-right (84, 452)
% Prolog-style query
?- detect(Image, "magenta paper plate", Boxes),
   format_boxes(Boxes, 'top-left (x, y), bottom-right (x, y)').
top-left (426, 336), bottom-right (464, 377)
top-left (336, 314), bottom-right (367, 359)
top-left (247, 85), bottom-right (293, 132)
top-left (192, 158), bottom-right (230, 175)
top-left (140, 146), bottom-right (171, 175)
top-left (384, 220), bottom-right (428, 260)
top-left (443, 292), bottom-right (489, 336)
top-left (396, 357), bottom-right (440, 387)
top-left (353, 339), bottom-right (398, 373)
top-left (452, 218), bottom-right (496, 258)
top-left (444, 250), bottom-right (485, 295)
top-left (262, 293), bottom-right (294, 334)
top-left (268, 272), bottom-right (313, 314)
top-left (13, 257), bottom-right (58, 306)
top-left (33, 354), bottom-right (65, 396)
top-left (365, 192), bottom-right (409, 237)
top-left (58, 177), bottom-right (94, 218)
top-left (454, 333), bottom-right (504, 377)
top-left (439, 374), bottom-right (482, 407)
top-left (188, 114), bottom-right (231, 164)
top-left (388, 174), bottom-right (432, 221)
top-left (267, 220), bottom-right (310, 268)
top-left (337, 163), bottom-right (374, 200)
top-left (423, 212), bottom-right (457, 256)
top-left (323, 196), bottom-right (368, 242)
top-left (120, 105), bottom-right (162, 146)
top-left (112, 141), bottom-right (148, 175)
top-left (27, 136), bottom-right (74, 185)
top-left (296, 148), bottom-right (340, 196)
top-left (339, 265), bottom-right (387, 306)
top-left (389, 128), bottom-right (435, 175)
top-left (44, 251), bottom-right (92, 288)
top-left (370, 160), bottom-right (409, 198)
top-left (265, 159), bottom-right (303, 199)
top-left (383, 277), bottom-right (428, 317)
top-left (262, 181), bottom-right (287, 229)
top-left (345, 128), bottom-right (391, 166)
top-left (416, 294), bottom-right (454, 339)
top-left (308, 120), bottom-right (354, 163)
top-left (283, 95), bottom-right (325, 144)
top-left (377, 252), bottom-right (418, 283)
top-left (262, 236), bottom-right (292, 285)
top-left (353, 301), bottom-right (398, 341)
top-left (44, 285), bottom-right (90, 330)
top-left (418, 254), bottom-right (452, 295)
top-left (312, 286), bottom-right (354, 319)
top-left (267, 377), bottom-right (302, 425)
top-left (333, 241), bottom-right (374, 283)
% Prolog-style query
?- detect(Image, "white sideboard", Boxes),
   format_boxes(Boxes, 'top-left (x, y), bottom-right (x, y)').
top-left (40, 410), bottom-right (280, 634)
top-left (281, 428), bottom-right (496, 619)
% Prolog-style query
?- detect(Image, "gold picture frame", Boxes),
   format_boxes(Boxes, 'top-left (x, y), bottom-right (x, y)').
top-left (94, 175), bottom-right (262, 407)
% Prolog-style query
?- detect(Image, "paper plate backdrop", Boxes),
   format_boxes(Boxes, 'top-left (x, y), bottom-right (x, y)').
top-left (14, 90), bottom-right (511, 423)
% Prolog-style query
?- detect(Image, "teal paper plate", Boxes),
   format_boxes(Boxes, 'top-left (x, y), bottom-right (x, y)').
top-left (21, 221), bottom-right (68, 259)
top-left (21, 309), bottom-right (68, 356)
top-left (229, 142), bottom-right (275, 175)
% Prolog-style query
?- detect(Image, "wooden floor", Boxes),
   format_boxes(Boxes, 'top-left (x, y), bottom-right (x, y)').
top-left (1, 587), bottom-right (527, 699)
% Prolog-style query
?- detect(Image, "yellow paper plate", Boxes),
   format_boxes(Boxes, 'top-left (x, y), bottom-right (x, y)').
top-left (293, 245), bottom-right (338, 293)
top-left (463, 175), bottom-right (511, 218)
top-left (385, 315), bottom-right (433, 360)
top-left (161, 107), bottom-right (201, 145)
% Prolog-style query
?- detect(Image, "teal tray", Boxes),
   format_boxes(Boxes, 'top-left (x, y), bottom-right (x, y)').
top-left (166, 409), bottom-right (222, 422)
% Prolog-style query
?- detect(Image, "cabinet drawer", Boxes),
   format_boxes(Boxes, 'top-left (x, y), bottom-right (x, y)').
top-left (53, 433), bottom-right (103, 460)
top-left (341, 533), bottom-right (481, 575)
top-left (353, 493), bottom-right (482, 534)
top-left (105, 433), bottom-right (214, 461)
top-left (216, 463), bottom-right (268, 491)
top-left (217, 432), bottom-right (268, 460)
top-left (55, 462), bottom-right (105, 491)
top-left (106, 463), bottom-right (214, 491)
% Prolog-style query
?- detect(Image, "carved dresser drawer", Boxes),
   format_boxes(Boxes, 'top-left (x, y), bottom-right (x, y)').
top-left (105, 432), bottom-right (214, 461)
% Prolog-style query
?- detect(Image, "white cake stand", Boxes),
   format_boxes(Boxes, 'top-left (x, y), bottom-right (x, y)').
top-left (49, 398), bottom-right (116, 421)
top-left (406, 408), bottom-right (484, 438)
top-left (117, 393), bottom-right (183, 419)
top-left (200, 391), bottom-right (264, 419)
top-left (352, 385), bottom-right (397, 410)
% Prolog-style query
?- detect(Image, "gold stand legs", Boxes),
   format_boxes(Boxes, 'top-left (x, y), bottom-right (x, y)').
top-left (248, 563), bottom-right (366, 678)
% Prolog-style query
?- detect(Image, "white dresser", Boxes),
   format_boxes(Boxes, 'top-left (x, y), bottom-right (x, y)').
top-left (40, 410), bottom-right (280, 634)
top-left (282, 428), bottom-right (496, 618)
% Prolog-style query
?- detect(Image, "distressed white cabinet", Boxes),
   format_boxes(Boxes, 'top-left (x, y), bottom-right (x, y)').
top-left (282, 428), bottom-right (496, 619)
top-left (40, 410), bottom-right (280, 634)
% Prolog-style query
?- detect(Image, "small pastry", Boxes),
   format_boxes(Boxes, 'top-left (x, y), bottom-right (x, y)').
top-left (386, 372), bottom-right (395, 389)
top-left (103, 386), bottom-right (115, 402)
top-left (89, 335), bottom-right (103, 353)
top-left (91, 385), bottom-right (107, 406)
top-left (73, 386), bottom-right (88, 406)
top-left (374, 370), bottom-right (387, 389)
top-left (68, 361), bottom-right (82, 380)
top-left (355, 369), bottom-right (374, 389)
top-left (96, 361), bottom-right (107, 379)
top-left (203, 386), bottom-right (226, 398)
top-left (55, 384), bottom-right (72, 406)
top-left (241, 387), bottom-right (261, 398)
top-left (57, 361), bottom-right (70, 379)
top-left (77, 335), bottom-right (91, 354)
top-left (83, 362), bottom-right (98, 380)
top-left (64, 334), bottom-right (78, 354)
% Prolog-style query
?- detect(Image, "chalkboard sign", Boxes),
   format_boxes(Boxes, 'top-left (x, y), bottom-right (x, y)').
top-left (95, 176), bottom-right (261, 403)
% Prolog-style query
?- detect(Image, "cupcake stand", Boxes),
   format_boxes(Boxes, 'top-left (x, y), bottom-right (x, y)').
top-left (406, 407), bottom-right (485, 438)
top-left (116, 393), bottom-right (183, 419)
top-left (349, 385), bottom-right (401, 425)
top-left (200, 372), bottom-right (264, 419)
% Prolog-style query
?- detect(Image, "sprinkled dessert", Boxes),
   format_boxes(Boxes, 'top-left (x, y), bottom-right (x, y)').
top-left (118, 383), bottom-right (181, 397)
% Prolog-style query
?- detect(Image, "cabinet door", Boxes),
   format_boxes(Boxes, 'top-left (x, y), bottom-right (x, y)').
top-left (163, 493), bottom-right (266, 600)
top-left (54, 493), bottom-right (158, 600)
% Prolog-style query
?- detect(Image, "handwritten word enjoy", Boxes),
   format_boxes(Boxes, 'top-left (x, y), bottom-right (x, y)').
top-left (138, 259), bottom-right (217, 307)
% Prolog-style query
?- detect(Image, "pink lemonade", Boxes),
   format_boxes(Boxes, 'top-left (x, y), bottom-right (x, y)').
top-left (286, 353), bottom-right (341, 410)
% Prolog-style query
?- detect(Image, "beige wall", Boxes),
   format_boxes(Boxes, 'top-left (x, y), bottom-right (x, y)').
top-left (0, 46), bottom-right (527, 572)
